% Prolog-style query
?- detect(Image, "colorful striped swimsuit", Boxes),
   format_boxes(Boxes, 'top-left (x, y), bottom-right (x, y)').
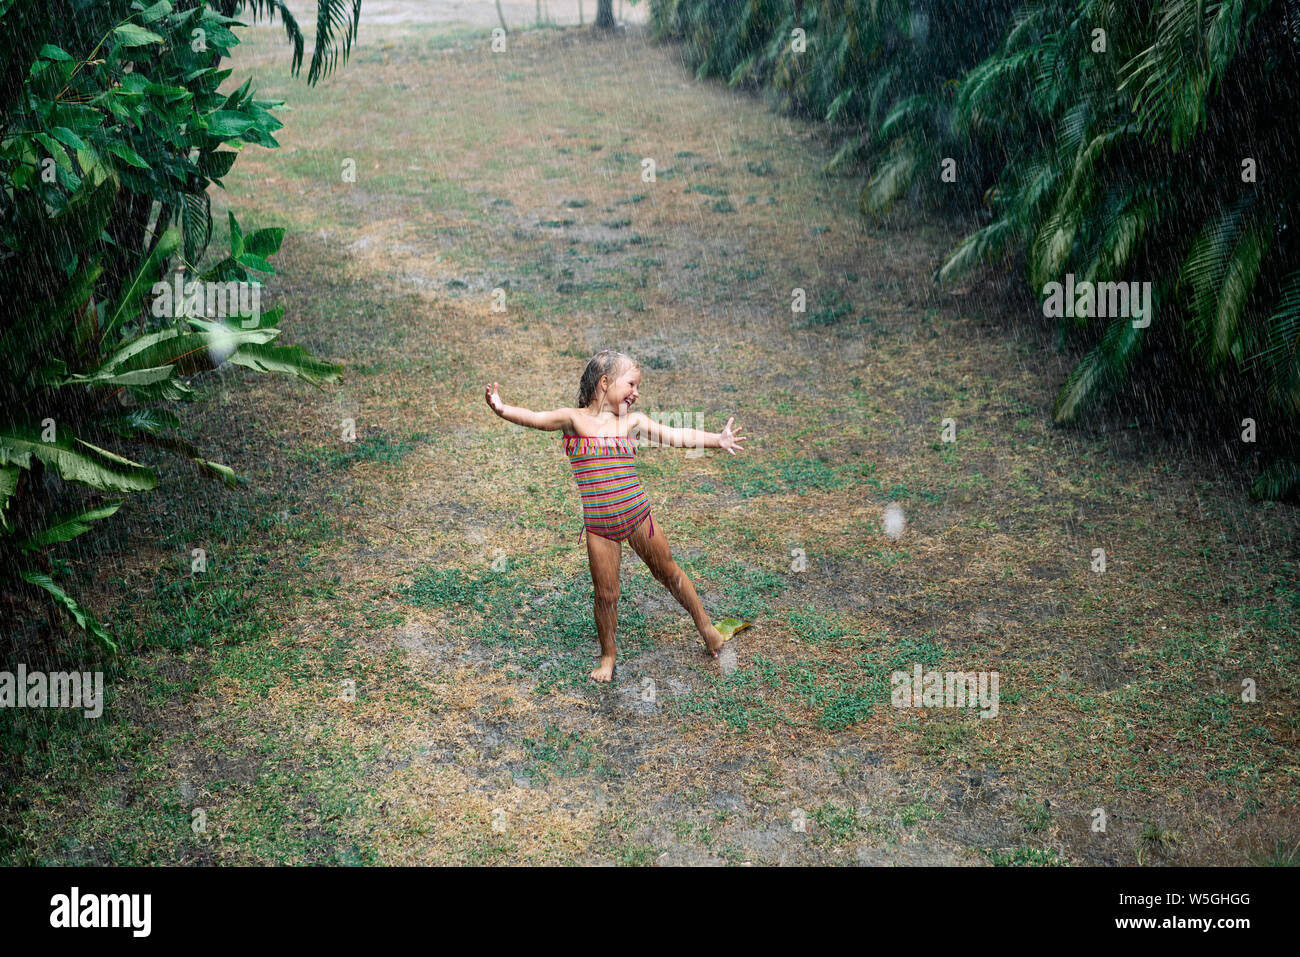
top-left (562, 434), bottom-right (655, 544)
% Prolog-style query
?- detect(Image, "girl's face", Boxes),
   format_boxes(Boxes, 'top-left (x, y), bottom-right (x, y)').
top-left (602, 361), bottom-right (641, 414)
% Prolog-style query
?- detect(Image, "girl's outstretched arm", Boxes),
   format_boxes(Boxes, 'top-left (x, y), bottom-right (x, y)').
top-left (485, 382), bottom-right (574, 431)
top-left (630, 412), bottom-right (747, 455)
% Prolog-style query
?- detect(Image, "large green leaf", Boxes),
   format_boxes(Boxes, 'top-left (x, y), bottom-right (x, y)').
top-left (96, 321), bottom-right (278, 378)
top-left (19, 571), bottom-right (118, 653)
top-left (15, 500), bottom-right (124, 550)
top-left (112, 23), bottom-right (164, 47)
top-left (57, 365), bottom-right (177, 388)
top-left (205, 110), bottom-right (255, 137)
top-left (876, 93), bottom-right (933, 141)
top-left (241, 226), bottom-right (284, 258)
top-left (0, 430), bottom-right (157, 493)
top-left (226, 341), bottom-right (341, 385)
top-left (197, 149), bottom-right (238, 181)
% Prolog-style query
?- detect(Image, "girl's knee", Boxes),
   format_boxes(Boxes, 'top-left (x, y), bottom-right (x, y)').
top-left (656, 561), bottom-right (682, 588)
top-left (595, 583), bottom-right (620, 605)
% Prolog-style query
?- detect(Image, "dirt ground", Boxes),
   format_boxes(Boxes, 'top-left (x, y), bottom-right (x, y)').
top-left (280, 0), bottom-right (648, 30)
top-left (4, 16), bottom-right (1297, 867)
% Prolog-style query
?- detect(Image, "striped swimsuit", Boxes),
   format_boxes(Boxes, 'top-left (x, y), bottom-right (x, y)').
top-left (562, 434), bottom-right (656, 543)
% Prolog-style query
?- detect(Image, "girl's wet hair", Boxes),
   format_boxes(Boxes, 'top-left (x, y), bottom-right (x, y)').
top-left (577, 349), bottom-right (635, 408)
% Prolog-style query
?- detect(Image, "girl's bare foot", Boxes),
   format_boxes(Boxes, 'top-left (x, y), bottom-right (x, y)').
top-left (702, 625), bottom-right (726, 658)
top-left (590, 656), bottom-right (616, 682)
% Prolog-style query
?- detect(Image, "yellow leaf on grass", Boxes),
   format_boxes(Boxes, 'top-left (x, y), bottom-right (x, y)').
top-left (713, 618), bottom-right (753, 642)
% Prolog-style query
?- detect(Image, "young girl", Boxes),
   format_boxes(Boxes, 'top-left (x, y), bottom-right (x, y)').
top-left (485, 349), bottom-right (748, 682)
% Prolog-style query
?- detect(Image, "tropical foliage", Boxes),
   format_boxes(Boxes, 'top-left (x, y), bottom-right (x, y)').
top-left (0, 0), bottom-right (359, 652)
top-left (652, 0), bottom-right (1300, 499)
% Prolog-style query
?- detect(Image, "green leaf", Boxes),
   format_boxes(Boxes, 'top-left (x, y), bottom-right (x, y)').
top-left (1052, 311), bottom-right (1149, 423)
top-left (112, 23), bottom-right (165, 47)
top-left (34, 131), bottom-right (72, 170)
top-left (205, 110), bottom-right (255, 137)
top-left (100, 225), bottom-right (180, 341)
top-left (197, 149), bottom-right (238, 180)
top-left (937, 218), bottom-right (1020, 285)
top-left (16, 500), bottom-right (124, 550)
top-left (0, 430), bottom-right (158, 493)
top-left (125, 376), bottom-right (195, 402)
top-left (877, 93), bottom-right (932, 141)
top-left (38, 44), bottom-right (74, 61)
top-left (825, 88), bottom-right (854, 123)
top-left (138, 0), bottom-right (173, 23)
top-left (98, 322), bottom-right (277, 378)
top-left (105, 141), bottom-right (150, 169)
top-left (861, 148), bottom-right (920, 217)
top-left (49, 126), bottom-right (88, 150)
top-left (226, 341), bottom-right (340, 385)
top-left (128, 434), bottom-right (239, 487)
top-left (1179, 198), bottom-right (1268, 370)
top-left (236, 252), bottom-right (274, 273)
top-left (241, 226), bottom-right (284, 258)
top-left (19, 572), bottom-right (118, 653)
top-left (58, 365), bottom-right (177, 388)
top-left (227, 209), bottom-right (244, 256)
top-left (1249, 269), bottom-right (1300, 414)
top-left (238, 305), bottom-right (284, 330)
top-left (713, 618), bottom-right (753, 642)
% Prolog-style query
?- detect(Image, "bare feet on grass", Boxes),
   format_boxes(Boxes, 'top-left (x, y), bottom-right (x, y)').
top-left (590, 655), bottom-right (616, 682)
top-left (702, 624), bottom-right (726, 658)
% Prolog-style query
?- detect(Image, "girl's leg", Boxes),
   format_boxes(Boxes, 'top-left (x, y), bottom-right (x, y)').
top-left (627, 515), bottom-right (725, 657)
top-left (585, 529), bottom-right (622, 681)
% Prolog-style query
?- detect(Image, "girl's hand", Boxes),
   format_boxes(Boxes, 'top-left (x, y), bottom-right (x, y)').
top-left (719, 416), bottom-right (747, 455)
top-left (485, 382), bottom-right (505, 416)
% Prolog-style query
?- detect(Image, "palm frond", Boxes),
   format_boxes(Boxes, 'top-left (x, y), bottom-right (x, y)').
top-left (1177, 194), bottom-right (1268, 370)
top-left (1053, 309), bottom-right (1151, 423)
top-left (1250, 456), bottom-right (1300, 501)
top-left (861, 146), bottom-right (920, 216)
top-left (1250, 268), bottom-right (1300, 414)
top-left (308, 0), bottom-right (363, 85)
top-left (936, 217), bottom-right (1022, 285)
